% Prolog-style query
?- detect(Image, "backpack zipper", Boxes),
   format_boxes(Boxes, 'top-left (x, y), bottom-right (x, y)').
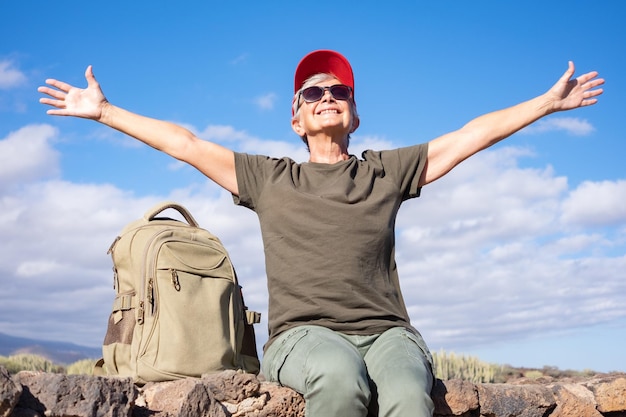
top-left (140, 227), bottom-right (195, 320)
top-left (107, 236), bottom-right (121, 290)
top-left (170, 269), bottom-right (181, 291)
top-left (138, 229), bottom-right (175, 323)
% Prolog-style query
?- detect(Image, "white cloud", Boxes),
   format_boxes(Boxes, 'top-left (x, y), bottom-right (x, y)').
top-left (394, 147), bottom-right (625, 350)
top-left (198, 124), bottom-right (254, 143)
top-left (1, 122), bottom-right (624, 361)
top-left (0, 125), bottom-right (61, 187)
top-left (350, 134), bottom-right (395, 156)
top-left (230, 53), bottom-right (249, 66)
top-left (0, 60), bottom-right (27, 89)
top-left (254, 93), bottom-right (278, 110)
top-left (520, 116), bottom-right (594, 136)
top-left (16, 260), bottom-right (64, 277)
top-left (0, 124), bottom-right (265, 345)
top-left (561, 180), bottom-right (626, 227)
top-left (192, 123), bottom-right (308, 161)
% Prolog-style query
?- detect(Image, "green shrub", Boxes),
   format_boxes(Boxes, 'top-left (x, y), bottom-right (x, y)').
top-left (0, 354), bottom-right (65, 374)
top-left (523, 370), bottom-right (544, 379)
top-left (66, 359), bottom-right (98, 375)
top-left (432, 349), bottom-right (500, 383)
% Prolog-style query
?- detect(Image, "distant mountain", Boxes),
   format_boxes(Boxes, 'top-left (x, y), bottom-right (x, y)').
top-left (0, 332), bottom-right (101, 365)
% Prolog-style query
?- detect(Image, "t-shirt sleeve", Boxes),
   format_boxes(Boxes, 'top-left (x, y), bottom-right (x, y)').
top-left (233, 152), bottom-right (286, 211)
top-left (377, 142), bottom-right (429, 200)
top-left (232, 152), bottom-right (261, 210)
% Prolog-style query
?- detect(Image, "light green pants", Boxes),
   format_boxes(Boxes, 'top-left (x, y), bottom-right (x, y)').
top-left (261, 325), bottom-right (435, 417)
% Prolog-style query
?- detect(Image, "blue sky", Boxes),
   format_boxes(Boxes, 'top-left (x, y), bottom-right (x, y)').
top-left (1, 1), bottom-right (625, 373)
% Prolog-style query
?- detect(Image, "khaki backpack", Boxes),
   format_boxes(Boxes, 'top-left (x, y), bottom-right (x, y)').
top-left (97, 201), bottom-right (260, 384)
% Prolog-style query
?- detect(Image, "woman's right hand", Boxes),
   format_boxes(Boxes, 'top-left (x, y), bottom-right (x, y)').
top-left (38, 65), bottom-right (108, 120)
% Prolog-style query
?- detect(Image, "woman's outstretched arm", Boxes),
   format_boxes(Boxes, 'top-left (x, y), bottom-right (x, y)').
top-left (420, 61), bottom-right (604, 186)
top-left (39, 66), bottom-right (239, 195)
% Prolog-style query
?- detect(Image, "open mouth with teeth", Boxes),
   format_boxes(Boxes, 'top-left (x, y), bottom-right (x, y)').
top-left (318, 109), bottom-right (339, 115)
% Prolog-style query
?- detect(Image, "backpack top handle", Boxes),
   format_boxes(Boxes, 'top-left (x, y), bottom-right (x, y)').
top-left (143, 201), bottom-right (200, 228)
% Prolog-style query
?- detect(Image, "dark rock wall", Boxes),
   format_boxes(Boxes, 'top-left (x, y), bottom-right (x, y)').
top-left (2, 366), bottom-right (625, 417)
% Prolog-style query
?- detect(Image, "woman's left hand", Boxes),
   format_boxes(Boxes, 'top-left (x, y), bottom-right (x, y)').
top-left (547, 61), bottom-right (604, 112)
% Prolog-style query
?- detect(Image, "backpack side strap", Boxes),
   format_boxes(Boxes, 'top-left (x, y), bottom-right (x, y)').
top-left (245, 310), bottom-right (261, 325)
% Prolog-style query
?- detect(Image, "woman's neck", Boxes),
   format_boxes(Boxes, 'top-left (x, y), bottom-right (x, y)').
top-left (307, 135), bottom-right (350, 164)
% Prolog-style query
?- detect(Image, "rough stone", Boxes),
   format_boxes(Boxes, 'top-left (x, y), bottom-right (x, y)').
top-left (476, 383), bottom-right (555, 417)
top-left (432, 378), bottom-right (479, 416)
top-left (139, 378), bottom-right (226, 417)
top-left (0, 366), bottom-right (22, 417)
top-left (4, 369), bottom-right (626, 417)
top-left (13, 371), bottom-right (138, 417)
top-left (587, 376), bottom-right (626, 413)
top-left (549, 383), bottom-right (601, 417)
top-left (201, 370), bottom-right (261, 402)
top-left (257, 382), bottom-right (304, 417)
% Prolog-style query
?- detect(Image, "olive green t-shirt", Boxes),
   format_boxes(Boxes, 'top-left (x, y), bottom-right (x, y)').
top-left (233, 144), bottom-right (428, 349)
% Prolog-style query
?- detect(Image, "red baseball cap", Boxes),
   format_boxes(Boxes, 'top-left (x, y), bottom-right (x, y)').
top-left (294, 50), bottom-right (355, 95)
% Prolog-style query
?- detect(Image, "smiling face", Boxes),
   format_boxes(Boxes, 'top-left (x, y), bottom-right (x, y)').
top-left (292, 75), bottom-right (359, 146)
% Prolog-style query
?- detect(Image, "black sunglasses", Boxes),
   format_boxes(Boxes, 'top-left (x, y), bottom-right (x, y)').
top-left (300, 84), bottom-right (353, 103)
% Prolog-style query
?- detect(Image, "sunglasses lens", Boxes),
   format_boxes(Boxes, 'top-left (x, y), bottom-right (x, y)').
top-left (302, 86), bottom-right (324, 102)
top-left (330, 85), bottom-right (351, 100)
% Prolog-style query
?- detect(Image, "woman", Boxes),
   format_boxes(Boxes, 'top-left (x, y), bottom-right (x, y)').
top-left (39, 50), bottom-right (603, 417)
